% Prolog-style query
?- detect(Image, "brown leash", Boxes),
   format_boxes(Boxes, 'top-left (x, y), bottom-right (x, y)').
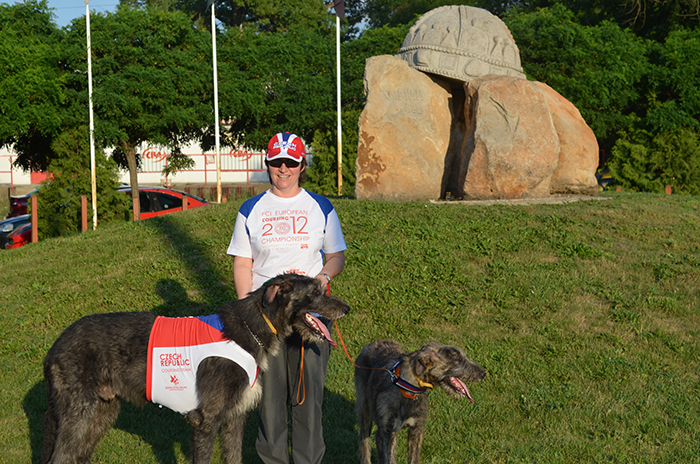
top-left (295, 339), bottom-right (307, 405)
top-left (296, 320), bottom-right (369, 405)
top-left (334, 321), bottom-right (384, 372)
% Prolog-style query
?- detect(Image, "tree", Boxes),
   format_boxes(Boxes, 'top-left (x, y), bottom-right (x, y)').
top-left (213, 26), bottom-right (337, 150)
top-left (508, 0), bottom-right (700, 39)
top-left (60, 6), bottom-right (212, 218)
top-left (505, 4), bottom-right (650, 152)
top-left (647, 27), bottom-right (700, 132)
top-left (0, 0), bottom-right (65, 172)
top-left (149, 0), bottom-right (333, 32)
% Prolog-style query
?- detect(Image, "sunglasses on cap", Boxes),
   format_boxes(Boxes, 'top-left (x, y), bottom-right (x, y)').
top-left (267, 158), bottom-right (301, 169)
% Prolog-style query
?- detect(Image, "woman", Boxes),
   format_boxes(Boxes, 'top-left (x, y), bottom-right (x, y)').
top-left (227, 132), bottom-right (346, 464)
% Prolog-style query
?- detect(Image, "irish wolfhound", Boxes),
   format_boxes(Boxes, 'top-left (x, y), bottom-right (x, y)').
top-left (41, 274), bottom-right (349, 464)
top-left (354, 340), bottom-right (485, 464)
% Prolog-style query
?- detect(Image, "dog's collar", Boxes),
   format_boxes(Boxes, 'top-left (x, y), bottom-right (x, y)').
top-left (388, 361), bottom-right (433, 400)
top-left (244, 321), bottom-right (265, 348)
top-left (257, 302), bottom-right (278, 335)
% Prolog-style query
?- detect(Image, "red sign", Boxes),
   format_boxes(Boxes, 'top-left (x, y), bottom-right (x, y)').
top-left (142, 147), bottom-right (168, 163)
top-left (228, 148), bottom-right (264, 161)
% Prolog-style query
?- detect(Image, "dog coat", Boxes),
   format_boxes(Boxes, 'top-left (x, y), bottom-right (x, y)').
top-left (146, 314), bottom-right (259, 414)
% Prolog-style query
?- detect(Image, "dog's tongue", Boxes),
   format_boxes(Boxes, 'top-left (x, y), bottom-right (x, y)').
top-left (306, 313), bottom-right (337, 347)
top-left (449, 377), bottom-right (473, 402)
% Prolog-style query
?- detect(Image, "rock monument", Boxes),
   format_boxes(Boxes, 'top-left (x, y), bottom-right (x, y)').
top-left (396, 5), bottom-right (526, 83)
top-left (355, 5), bottom-right (599, 201)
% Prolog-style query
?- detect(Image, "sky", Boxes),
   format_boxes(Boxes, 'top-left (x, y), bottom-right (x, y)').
top-left (43, 0), bottom-right (118, 27)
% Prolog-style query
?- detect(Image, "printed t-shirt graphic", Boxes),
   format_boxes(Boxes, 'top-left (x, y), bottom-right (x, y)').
top-left (226, 189), bottom-right (347, 290)
top-left (147, 314), bottom-right (259, 414)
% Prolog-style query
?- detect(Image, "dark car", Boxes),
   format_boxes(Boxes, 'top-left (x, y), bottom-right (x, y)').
top-left (8, 188), bottom-right (39, 218)
top-left (5, 222), bottom-right (31, 249)
top-left (0, 214), bottom-right (31, 248)
top-left (118, 186), bottom-right (210, 219)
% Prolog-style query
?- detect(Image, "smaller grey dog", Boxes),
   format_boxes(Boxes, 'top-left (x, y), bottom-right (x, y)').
top-left (354, 340), bottom-right (485, 464)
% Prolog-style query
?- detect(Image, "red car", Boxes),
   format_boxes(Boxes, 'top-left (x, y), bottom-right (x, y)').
top-left (3, 187), bottom-right (209, 249)
top-left (5, 222), bottom-right (31, 249)
top-left (8, 188), bottom-right (39, 218)
top-left (118, 186), bottom-right (210, 219)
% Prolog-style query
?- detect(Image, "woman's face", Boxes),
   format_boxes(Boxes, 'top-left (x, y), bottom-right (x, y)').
top-left (268, 158), bottom-right (304, 197)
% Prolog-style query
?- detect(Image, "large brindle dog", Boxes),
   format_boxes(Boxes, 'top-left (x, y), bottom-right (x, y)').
top-left (41, 274), bottom-right (349, 464)
top-left (355, 340), bottom-right (485, 464)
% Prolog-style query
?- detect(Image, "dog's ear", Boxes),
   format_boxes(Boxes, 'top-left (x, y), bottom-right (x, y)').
top-left (264, 285), bottom-right (280, 305)
top-left (413, 349), bottom-right (438, 377)
top-left (263, 281), bottom-right (295, 306)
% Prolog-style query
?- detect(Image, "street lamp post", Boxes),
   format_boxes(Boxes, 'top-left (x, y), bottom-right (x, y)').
top-left (210, 0), bottom-right (222, 204)
top-left (84, 0), bottom-right (97, 230)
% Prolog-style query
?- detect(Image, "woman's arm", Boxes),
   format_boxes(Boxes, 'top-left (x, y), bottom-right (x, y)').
top-left (233, 256), bottom-right (254, 300)
top-left (315, 251), bottom-right (345, 283)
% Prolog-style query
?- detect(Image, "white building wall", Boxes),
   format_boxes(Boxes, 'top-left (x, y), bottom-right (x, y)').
top-left (0, 141), bottom-right (269, 187)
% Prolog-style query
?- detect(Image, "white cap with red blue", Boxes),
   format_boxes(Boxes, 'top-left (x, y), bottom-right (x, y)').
top-left (266, 132), bottom-right (306, 162)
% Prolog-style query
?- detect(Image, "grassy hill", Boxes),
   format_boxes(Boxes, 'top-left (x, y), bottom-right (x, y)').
top-left (1, 192), bottom-right (698, 463)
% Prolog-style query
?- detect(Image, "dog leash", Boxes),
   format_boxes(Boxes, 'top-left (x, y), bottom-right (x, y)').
top-left (333, 321), bottom-right (433, 399)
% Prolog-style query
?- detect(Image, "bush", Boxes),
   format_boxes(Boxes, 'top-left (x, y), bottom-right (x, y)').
top-left (607, 128), bottom-right (700, 195)
top-left (33, 129), bottom-right (130, 238)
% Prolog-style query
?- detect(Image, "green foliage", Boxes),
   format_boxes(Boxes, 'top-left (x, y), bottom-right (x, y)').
top-left (520, 0), bottom-right (700, 40)
top-left (607, 128), bottom-right (700, 195)
top-left (0, 0), bottom-right (64, 172)
top-left (305, 128), bottom-right (357, 196)
top-left (215, 27), bottom-right (335, 151)
top-left (162, 153), bottom-right (196, 183)
top-left (168, 0), bottom-right (333, 32)
top-left (647, 27), bottom-right (700, 132)
top-left (34, 128), bottom-right (129, 238)
top-left (348, 0), bottom-right (468, 30)
top-left (505, 4), bottom-right (650, 150)
top-left (59, 6), bottom-right (213, 195)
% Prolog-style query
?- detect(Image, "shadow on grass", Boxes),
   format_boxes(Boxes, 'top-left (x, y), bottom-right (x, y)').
top-left (144, 213), bottom-right (237, 313)
top-left (25, 212), bottom-right (357, 462)
top-left (24, 379), bottom-right (191, 463)
top-left (24, 383), bottom-right (357, 464)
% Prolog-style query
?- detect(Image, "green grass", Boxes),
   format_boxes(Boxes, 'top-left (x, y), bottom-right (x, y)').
top-left (1, 191), bottom-right (699, 463)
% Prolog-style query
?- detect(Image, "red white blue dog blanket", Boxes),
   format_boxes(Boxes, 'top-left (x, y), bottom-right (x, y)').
top-left (146, 314), bottom-right (259, 414)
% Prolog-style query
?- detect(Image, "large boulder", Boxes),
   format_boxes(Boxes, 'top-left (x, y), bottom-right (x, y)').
top-left (354, 5), bottom-right (600, 202)
top-left (534, 82), bottom-right (599, 195)
top-left (356, 55), bottom-right (453, 201)
top-left (459, 75), bottom-right (560, 200)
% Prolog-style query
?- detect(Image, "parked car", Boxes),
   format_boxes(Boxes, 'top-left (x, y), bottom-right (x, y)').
top-left (117, 186), bottom-right (209, 219)
top-left (8, 188), bottom-right (39, 218)
top-left (5, 222), bottom-right (31, 249)
top-left (0, 214), bottom-right (31, 248)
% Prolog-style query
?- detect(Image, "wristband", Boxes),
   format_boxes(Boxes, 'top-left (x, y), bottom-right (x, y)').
top-left (319, 272), bottom-right (331, 283)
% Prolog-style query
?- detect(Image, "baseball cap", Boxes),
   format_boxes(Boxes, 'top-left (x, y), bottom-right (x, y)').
top-left (266, 132), bottom-right (306, 162)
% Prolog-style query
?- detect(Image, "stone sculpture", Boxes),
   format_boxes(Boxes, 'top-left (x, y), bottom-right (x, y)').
top-left (356, 6), bottom-right (599, 201)
top-left (397, 5), bottom-right (526, 83)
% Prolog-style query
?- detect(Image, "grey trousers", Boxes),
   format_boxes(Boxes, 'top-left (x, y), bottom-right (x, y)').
top-left (256, 331), bottom-right (331, 464)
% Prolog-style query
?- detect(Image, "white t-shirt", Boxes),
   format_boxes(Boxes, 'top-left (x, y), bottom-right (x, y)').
top-left (227, 189), bottom-right (346, 291)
